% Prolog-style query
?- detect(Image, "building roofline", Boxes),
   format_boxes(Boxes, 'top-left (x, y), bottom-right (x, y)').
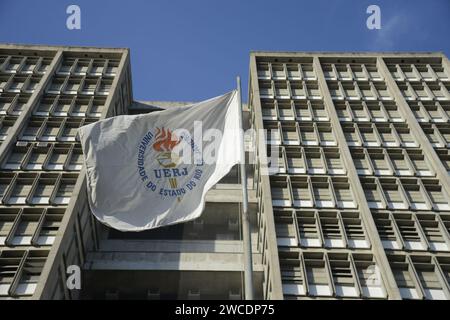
top-left (250, 50), bottom-right (447, 58)
top-left (0, 42), bottom-right (130, 53)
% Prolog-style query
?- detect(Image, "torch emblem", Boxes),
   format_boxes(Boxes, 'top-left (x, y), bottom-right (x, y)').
top-left (152, 127), bottom-right (182, 196)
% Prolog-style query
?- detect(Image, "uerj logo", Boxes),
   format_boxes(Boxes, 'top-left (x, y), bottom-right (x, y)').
top-left (137, 127), bottom-right (203, 202)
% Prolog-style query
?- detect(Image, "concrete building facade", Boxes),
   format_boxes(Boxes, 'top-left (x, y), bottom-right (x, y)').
top-left (0, 45), bottom-right (449, 300)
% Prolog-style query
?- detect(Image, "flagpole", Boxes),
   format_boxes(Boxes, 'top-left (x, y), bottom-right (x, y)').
top-left (236, 76), bottom-right (254, 300)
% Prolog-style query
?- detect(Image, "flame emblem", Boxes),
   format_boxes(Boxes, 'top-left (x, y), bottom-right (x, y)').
top-left (152, 127), bottom-right (182, 201)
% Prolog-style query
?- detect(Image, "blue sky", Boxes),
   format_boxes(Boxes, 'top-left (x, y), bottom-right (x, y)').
top-left (0, 0), bottom-right (448, 102)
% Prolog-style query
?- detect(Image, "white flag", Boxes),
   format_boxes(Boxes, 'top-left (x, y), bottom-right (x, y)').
top-left (78, 91), bottom-right (242, 231)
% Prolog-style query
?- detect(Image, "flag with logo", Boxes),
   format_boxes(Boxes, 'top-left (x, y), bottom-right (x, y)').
top-left (78, 91), bottom-right (242, 231)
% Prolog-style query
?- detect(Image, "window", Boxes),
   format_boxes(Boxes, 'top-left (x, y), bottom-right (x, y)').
top-left (60, 121), bottom-right (80, 142)
top-left (359, 82), bottom-right (375, 100)
top-left (349, 101), bottom-right (369, 122)
top-left (105, 60), bottom-right (119, 76)
top-left (387, 149), bottom-right (412, 176)
top-left (389, 255), bottom-right (421, 299)
top-left (9, 176), bottom-right (35, 204)
top-left (71, 97), bottom-right (90, 116)
top-left (47, 147), bottom-right (68, 170)
top-left (342, 82), bottom-right (358, 100)
top-left (98, 79), bottom-right (112, 95)
top-left (34, 96), bottom-right (56, 116)
top-left (366, 101), bottom-right (387, 122)
top-left (68, 148), bottom-right (84, 171)
top-left (393, 213), bottom-right (426, 251)
top-left (267, 145), bottom-right (285, 174)
top-left (342, 123), bottom-right (361, 146)
top-left (383, 102), bottom-right (403, 122)
top-left (81, 78), bottom-right (99, 95)
top-left (32, 176), bottom-right (56, 205)
top-left (299, 123), bottom-right (318, 146)
top-left (274, 209), bottom-right (297, 247)
top-left (304, 252), bottom-right (332, 296)
top-left (333, 178), bottom-right (356, 209)
top-left (259, 80), bottom-right (273, 98)
top-left (279, 251), bottom-right (305, 296)
top-left (312, 177), bottom-right (334, 208)
top-left (270, 176), bottom-right (291, 207)
top-left (358, 123), bottom-right (380, 147)
top-left (412, 256), bottom-right (447, 300)
top-left (380, 178), bottom-right (407, 209)
top-left (296, 210), bottom-right (321, 247)
top-left (324, 148), bottom-right (345, 175)
top-left (281, 122), bottom-right (300, 145)
top-left (317, 123), bottom-right (336, 146)
top-left (376, 123), bottom-right (400, 147)
top-left (361, 177), bottom-right (385, 209)
top-left (319, 211), bottom-right (345, 248)
top-left (41, 120), bottom-right (63, 141)
top-left (88, 98), bottom-right (105, 117)
top-left (368, 149), bottom-right (393, 175)
top-left (335, 101), bottom-right (352, 121)
top-left (277, 101), bottom-right (294, 120)
top-left (27, 146), bottom-right (49, 170)
top-left (90, 60), bottom-right (106, 76)
top-left (3, 147), bottom-right (27, 170)
top-left (257, 62), bottom-right (270, 79)
top-left (261, 100), bottom-right (277, 120)
top-left (406, 149), bottom-right (433, 176)
top-left (274, 80), bottom-right (289, 98)
top-left (352, 148), bottom-right (372, 175)
top-left (54, 177), bottom-right (76, 204)
top-left (394, 123), bottom-right (419, 148)
top-left (329, 253), bottom-right (359, 297)
top-left (353, 254), bottom-right (386, 298)
top-left (421, 123), bottom-right (444, 147)
top-left (264, 121), bottom-right (281, 145)
top-left (271, 63), bottom-right (286, 80)
top-left (36, 208), bottom-right (64, 245)
top-left (0, 208), bottom-right (18, 246)
top-left (294, 100), bottom-right (312, 121)
top-left (374, 83), bottom-right (392, 100)
top-left (57, 59), bottom-right (75, 75)
top-left (373, 212), bottom-right (401, 249)
top-left (291, 177), bottom-right (312, 208)
top-left (53, 97), bottom-right (73, 116)
top-left (47, 76), bottom-right (66, 94)
top-left (304, 147), bottom-right (325, 174)
top-left (285, 146), bottom-right (306, 174)
top-left (289, 81), bottom-right (306, 99)
top-left (341, 211), bottom-right (370, 249)
top-left (401, 179), bottom-right (430, 210)
top-left (286, 63), bottom-right (301, 80)
top-left (423, 179), bottom-right (450, 211)
top-left (416, 214), bottom-right (449, 252)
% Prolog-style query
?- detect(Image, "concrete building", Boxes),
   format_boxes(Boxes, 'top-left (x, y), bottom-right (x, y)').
top-left (0, 45), bottom-right (449, 300)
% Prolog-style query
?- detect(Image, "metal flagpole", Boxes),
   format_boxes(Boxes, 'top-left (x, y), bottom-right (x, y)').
top-left (236, 76), bottom-right (254, 300)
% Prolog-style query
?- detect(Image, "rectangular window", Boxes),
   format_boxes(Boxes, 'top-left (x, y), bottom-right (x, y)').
top-left (261, 100), bottom-right (277, 120)
top-left (270, 176), bottom-right (291, 207)
top-left (304, 147), bottom-right (325, 174)
top-left (380, 178), bottom-right (407, 209)
top-left (285, 146), bottom-right (306, 174)
top-left (312, 177), bottom-right (334, 208)
top-left (289, 81), bottom-right (305, 99)
top-left (329, 253), bottom-right (359, 297)
top-left (291, 177), bottom-right (312, 208)
top-left (333, 178), bottom-right (356, 209)
top-left (353, 254), bottom-right (386, 298)
top-left (423, 179), bottom-right (450, 211)
top-left (299, 123), bottom-right (318, 146)
top-left (281, 122), bottom-right (300, 145)
top-left (319, 211), bottom-right (345, 248)
top-left (274, 209), bottom-right (297, 247)
top-left (341, 211), bottom-right (369, 249)
top-left (304, 253), bottom-right (332, 297)
top-left (324, 148), bottom-right (345, 175)
top-left (296, 210), bottom-right (321, 247)
top-left (393, 213), bottom-right (426, 251)
top-left (368, 149), bottom-right (392, 175)
top-left (277, 101), bottom-right (294, 120)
